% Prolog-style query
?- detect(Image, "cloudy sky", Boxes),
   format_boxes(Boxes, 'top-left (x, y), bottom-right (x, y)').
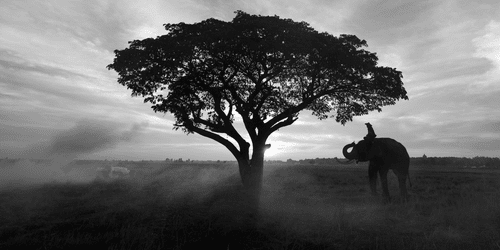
top-left (1, 0), bottom-right (499, 161)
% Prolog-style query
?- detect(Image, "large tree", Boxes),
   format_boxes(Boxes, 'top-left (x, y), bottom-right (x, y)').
top-left (107, 11), bottom-right (408, 190)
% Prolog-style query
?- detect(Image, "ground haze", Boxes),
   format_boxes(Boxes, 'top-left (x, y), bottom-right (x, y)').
top-left (1, 159), bottom-right (499, 249)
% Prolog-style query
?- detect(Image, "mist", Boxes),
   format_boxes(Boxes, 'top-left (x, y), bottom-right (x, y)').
top-left (0, 119), bottom-right (148, 187)
top-left (44, 119), bottom-right (147, 159)
top-left (257, 164), bottom-right (385, 236)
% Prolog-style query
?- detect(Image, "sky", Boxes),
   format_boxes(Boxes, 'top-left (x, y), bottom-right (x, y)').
top-left (0, 0), bottom-right (499, 161)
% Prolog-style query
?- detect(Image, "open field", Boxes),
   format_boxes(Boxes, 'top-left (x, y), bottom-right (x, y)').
top-left (1, 160), bottom-right (500, 249)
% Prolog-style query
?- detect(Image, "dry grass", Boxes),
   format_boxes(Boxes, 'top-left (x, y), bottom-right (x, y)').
top-left (0, 161), bottom-right (499, 249)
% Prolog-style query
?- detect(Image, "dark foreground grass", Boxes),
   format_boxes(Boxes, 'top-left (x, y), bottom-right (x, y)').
top-left (1, 163), bottom-right (499, 249)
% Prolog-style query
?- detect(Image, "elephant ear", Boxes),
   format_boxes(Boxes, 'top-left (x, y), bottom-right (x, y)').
top-left (366, 140), bottom-right (383, 159)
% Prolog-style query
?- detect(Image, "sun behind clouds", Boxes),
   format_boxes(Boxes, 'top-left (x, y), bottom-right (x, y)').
top-left (265, 146), bottom-right (280, 158)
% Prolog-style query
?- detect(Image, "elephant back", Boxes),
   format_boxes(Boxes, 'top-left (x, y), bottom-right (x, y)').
top-left (374, 138), bottom-right (410, 165)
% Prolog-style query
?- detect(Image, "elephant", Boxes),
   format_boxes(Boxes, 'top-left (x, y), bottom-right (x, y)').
top-left (341, 123), bottom-right (411, 202)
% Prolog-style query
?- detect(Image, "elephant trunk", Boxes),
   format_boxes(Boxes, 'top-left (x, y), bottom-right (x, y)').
top-left (342, 142), bottom-right (358, 160)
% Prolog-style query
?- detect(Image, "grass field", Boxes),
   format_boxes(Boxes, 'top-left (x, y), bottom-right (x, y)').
top-left (1, 160), bottom-right (499, 249)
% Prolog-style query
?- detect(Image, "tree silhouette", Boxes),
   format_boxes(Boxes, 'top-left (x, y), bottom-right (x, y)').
top-left (107, 11), bottom-right (408, 191)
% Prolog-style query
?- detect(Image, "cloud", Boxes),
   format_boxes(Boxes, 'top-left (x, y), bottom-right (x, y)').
top-left (471, 20), bottom-right (500, 91)
top-left (0, 1), bottom-right (141, 52)
top-left (13, 119), bottom-right (148, 159)
top-left (347, 0), bottom-right (437, 44)
top-left (373, 111), bottom-right (500, 157)
top-left (0, 49), bottom-right (92, 80)
top-left (346, 1), bottom-right (500, 96)
top-left (1, 0), bottom-right (499, 161)
top-left (184, 0), bottom-right (367, 33)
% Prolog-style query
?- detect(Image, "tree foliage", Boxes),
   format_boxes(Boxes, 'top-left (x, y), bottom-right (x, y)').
top-left (107, 11), bottom-right (408, 187)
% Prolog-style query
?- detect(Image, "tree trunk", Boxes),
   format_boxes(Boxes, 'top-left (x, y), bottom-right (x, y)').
top-left (238, 144), bottom-right (266, 193)
top-left (237, 153), bottom-right (264, 220)
top-left (239, 158), bottom-right (264, 191)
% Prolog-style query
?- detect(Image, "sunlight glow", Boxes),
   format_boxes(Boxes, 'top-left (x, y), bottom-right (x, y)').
top-left (264, 146), bottom-right (280, 158)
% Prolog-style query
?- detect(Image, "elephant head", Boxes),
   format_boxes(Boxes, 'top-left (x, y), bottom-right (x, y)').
top-left (342, 139), bottom-right (381, 162)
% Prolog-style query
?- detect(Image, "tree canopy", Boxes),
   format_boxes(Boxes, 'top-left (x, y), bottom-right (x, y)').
top-left (107, 11), bottom-right (408, 188)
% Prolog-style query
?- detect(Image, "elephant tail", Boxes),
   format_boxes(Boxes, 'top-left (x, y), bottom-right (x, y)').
top-left (407, 172), bottom-right (413, 188)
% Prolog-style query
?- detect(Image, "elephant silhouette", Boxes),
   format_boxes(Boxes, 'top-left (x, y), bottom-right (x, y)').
top-left (341, 123), bottom-right (411, 202)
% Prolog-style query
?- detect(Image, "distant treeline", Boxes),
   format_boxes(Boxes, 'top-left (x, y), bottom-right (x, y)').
top-left (2, 156), bottom-right (500, 168)
top-left (410, 156), bottom-right (500, 167)
top-left (284, 156), bottom-right (500, 168)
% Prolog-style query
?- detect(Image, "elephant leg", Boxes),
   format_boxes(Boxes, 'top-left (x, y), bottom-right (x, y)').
top-left (379, 169), bottom-right (390, 202)
top-left (368, 161), bottom-right (378, 195)
top-left (398, 174), bottom-right (408, 201)
top-left (393, 169), bottom-right (409, 201)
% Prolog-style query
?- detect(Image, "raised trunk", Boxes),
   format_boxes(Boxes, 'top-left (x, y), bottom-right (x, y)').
top-left (342, 143), bottom-right (358, 160)
top-left (335, 157), bottom-right (355, 164)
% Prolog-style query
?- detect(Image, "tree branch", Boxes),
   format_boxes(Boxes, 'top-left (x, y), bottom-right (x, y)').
top-left (269, 115), bottom-right (298, 134)
top-left (183, 120), bottom-right (242, 160)
top-left (192, 117), bottom-right (225, 133)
